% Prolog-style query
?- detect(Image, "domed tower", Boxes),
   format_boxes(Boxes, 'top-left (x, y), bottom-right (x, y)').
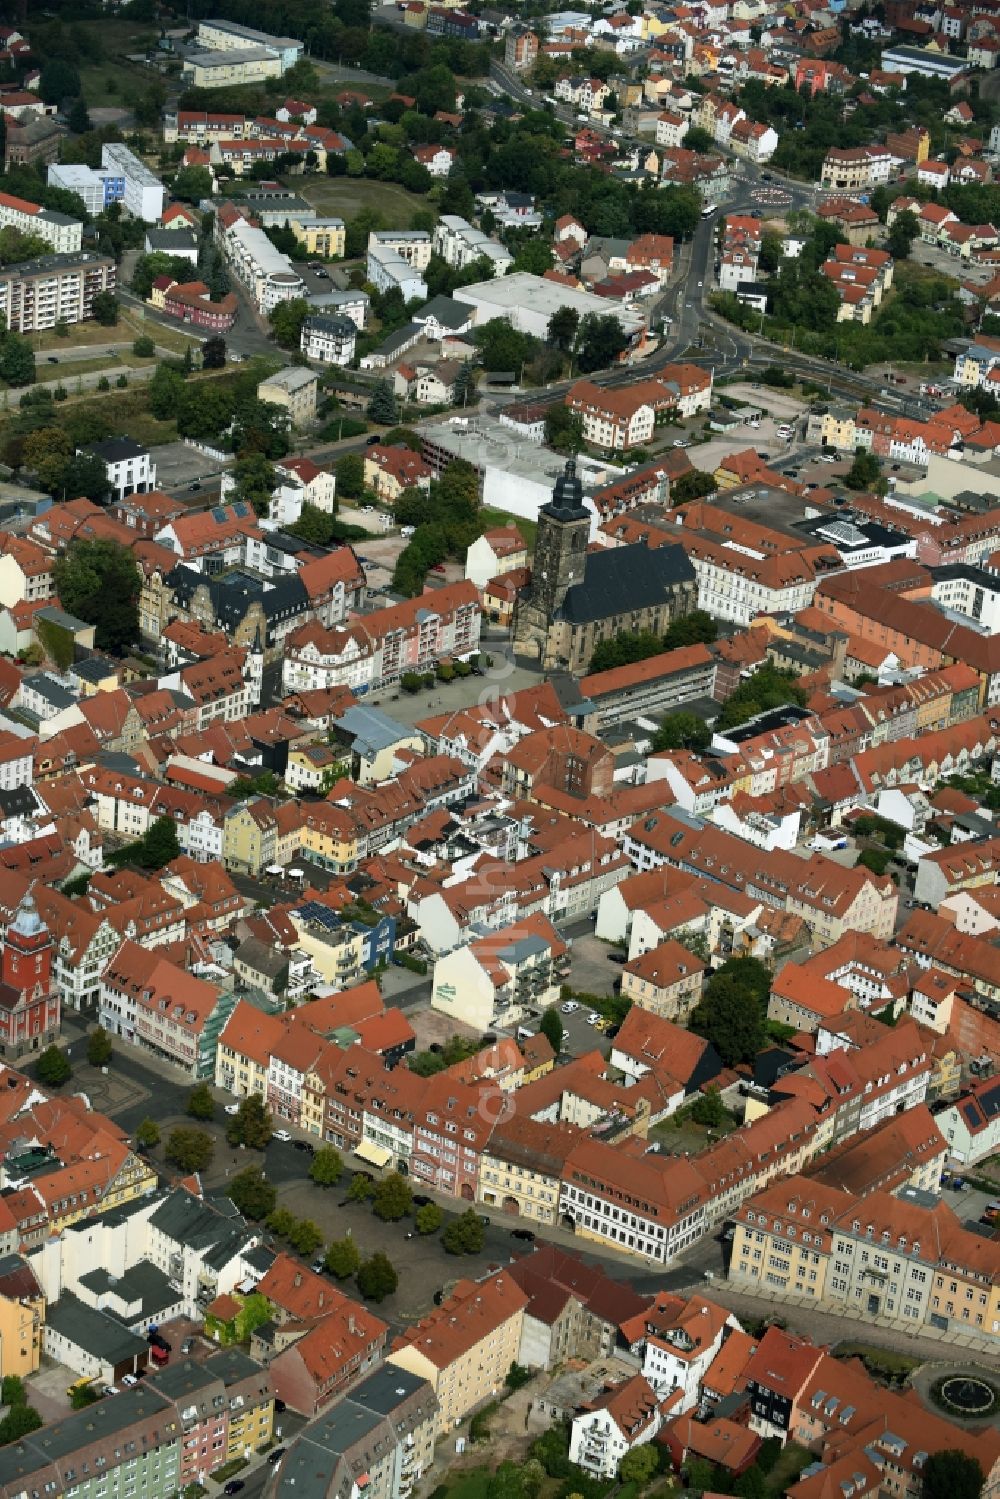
top-left (513, 459), bottom-right (591, 660)
top-left (0, 894), bottom-right (59, 1063)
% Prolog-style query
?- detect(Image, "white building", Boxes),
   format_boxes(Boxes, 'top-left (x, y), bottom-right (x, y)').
top-left (432, 216), bottom-right (513, 277)
top-left (83, 437), bottom-right (157, 503)
top-left (0, 191), bottom-right (81, 253)
top-left (224, 220), bottom-right (304, 312)
top-left (195, 17), bottom-right (304, 71)
top-left (454, 272), bottom-right (645, 342)
top-left (367, 230), bottom-right (431, 302)
top-left (569, 1375), bottom-right (662, 1479)
top-left (100, 144), bottom-right (164, 223)
top-left (301, 312), bottom-right (357, 365)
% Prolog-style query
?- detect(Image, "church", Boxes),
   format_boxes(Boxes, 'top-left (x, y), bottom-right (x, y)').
top-left (513, 459), bottom-right (698, 673)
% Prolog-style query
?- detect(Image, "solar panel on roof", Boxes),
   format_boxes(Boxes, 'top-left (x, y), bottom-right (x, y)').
top-left (212, 506), bottom-right (227, 522)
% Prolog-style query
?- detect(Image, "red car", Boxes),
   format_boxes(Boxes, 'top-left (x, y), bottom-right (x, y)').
top-left (431, 564), bottom-right (446, 573)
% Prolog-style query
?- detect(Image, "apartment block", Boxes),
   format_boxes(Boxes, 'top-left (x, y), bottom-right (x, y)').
top-left (0, 251), bottom-right (115, 333)
top-left (0, 190), bottom-right (81, 252)
top-left (388, 1273), bottom-right (528, 1433)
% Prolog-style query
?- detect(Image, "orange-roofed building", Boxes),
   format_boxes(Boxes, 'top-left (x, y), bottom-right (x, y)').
top-left (569, 1372), bottom-right (664, 1477)
top-left (388, 1273), bottom-right (529, 1433)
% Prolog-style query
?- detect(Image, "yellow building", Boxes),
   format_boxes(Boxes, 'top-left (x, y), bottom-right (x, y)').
top-left (477, 1117), bottom-right (577, 1226)
top-left (291, 216), bottom-right (346, 258)
top-left (819, 409), bottom-right (857, 450)
top-left (300, 802), bottom-right (361, 874)
top-left (257, 368), bottom-right (318, 430)
top-left (388, 1272), bottom-right (528, 1434)
top-left (287, 911), bottom-right (366, 986)
top-left (0, 1264), bottom-right (44, 1377)
top-left (215, 999), bottom-right (284, 1100)
top-left (226, 1387), bottom-right (274, 1459)
top-left (223, 800), bottom-right (277, 876)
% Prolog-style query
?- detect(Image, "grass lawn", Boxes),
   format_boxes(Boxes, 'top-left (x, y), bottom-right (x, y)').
top-left (443, 1470), bottom-right (492, 1499)
top-left (833, 1343), bottom-right (920, 1378)
top-left (649, 1109), bottom-right (739, 1154)
top-left (301, 177), bottom-right (431, 226)
top-left (765, 1443), bottom-right (812, 1494)
top-left (479, 506), bottom-right (537, 552)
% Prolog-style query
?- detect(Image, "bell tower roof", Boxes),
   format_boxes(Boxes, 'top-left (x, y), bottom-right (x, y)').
top-left (543, 459), bottom-right (589, 522)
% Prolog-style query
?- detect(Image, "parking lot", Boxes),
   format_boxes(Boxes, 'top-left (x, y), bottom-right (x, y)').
top-left (152, 440), bottom-right (232, 495)
top-left (940, 1175), bottom-right (999, 1234)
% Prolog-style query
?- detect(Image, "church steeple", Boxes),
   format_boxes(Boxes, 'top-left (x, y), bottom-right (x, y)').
top-left (513, 459), bottom-right (591, 660)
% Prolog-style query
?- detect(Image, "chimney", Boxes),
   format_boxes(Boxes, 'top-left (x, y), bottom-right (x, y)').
top-left (294, 1273), bottom-right (302, 1288)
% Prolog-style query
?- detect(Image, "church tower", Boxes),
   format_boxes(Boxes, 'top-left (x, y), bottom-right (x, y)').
top-left (0, 893), bottom-right (59, 1062)
top-left (513, 459), bottom-right (591, 660)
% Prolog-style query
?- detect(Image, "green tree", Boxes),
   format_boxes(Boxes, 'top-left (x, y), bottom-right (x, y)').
top-left (0, 1377), bottom-right (23, 1407)
top-left (36, 1046), bottom-right (71, 1088)
top-left (0, 1404), bottom-right (42, 1445)
top-left (226, 1093), bottom-right (273, 1150)
top-left (442, 1208), bottom-right (485, 1255)
top-left (269, 298), bottom-right (310, 350)
top-left (544, 404), bottom-right (584, 454)
top-left (232, 452), bottom-right (276, 517)
top-left (53, 539), bottom-right (139, 655)
top-left (203, 336), bottom-right (227, 369)
top-left (576, 313), bottom-right (628, 374)
top-left (347, 1172), bottom-right (376, 1202)
top-left (228, 1166), bottom-right (277, 1221)
top-left (650, 713), bottom-right (711, 753)
top-left (336, 452), bottom-right (365, 498)
top-left (690, 1087), bottom-right (726, 1128)
top-left (148, 363), bottom-right (186, 419)
top-left (859, 847), bottom-right (891, 875)
top-left (91, 292), bottom-right (119, 326)
top-left (690, 971), bottom-right (766, 1067)
top-left (716, 663), bottom-right (807, 732)
top-left (415, 1201), bottom-right (443, 1235)
top-left (68, 97), bottom-right (92, 134)
top-left (86, 1027), bottom-right (112, 1067)
top-left (59, 453), bottom-right (112, 504)
top-left (505, 1363), bottom-right (533, 1392)
top-left (548, 306), bottom-right (580, 351)
top-left (309, 1145), bottom-right (344, 1187)
top-left (0, 334), bottom-right (35, 388)
top-left (539, 1007), bottom-right (564, 1054)
top-left (887, 208), bottom-right (919, 261)
top-left (923, 1452), bottom-right (983, 1499)
top-left (325, 1236), bottom-right (361, 1278)
top-left (618, 1446), bottom-right (659, 1486)
top-left (136, 1117), bottom-right (160, 1150)
top-left (39, 60), bottom-right (81, 104)
top-left (165, 1127), bottom-right (214, 1173)
top-left (172, 165), bottom-right (213, 203)
top-left (141, 815), bottom-right (181, 869)
top-left (356, 1251), bottom-right (398, 1302)
top-left (671, 468), bottom-right (716, 506)
top-left (843, 449), bottom-right (884, 493)
top-left (367, 379), bottom-right (399, 424)
top-left (267, 1206), bottom-right (296, 1237)
top-left (288, 1218), bottom-right (324, 1257)
top-left (187, 1082), bottom-right (215, 1121)
top-left (132, 335), bottom-right (156, 358)
top-left (372, 1171), bottom-right (412, 1221)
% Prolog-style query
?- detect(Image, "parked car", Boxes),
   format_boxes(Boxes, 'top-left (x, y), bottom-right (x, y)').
top-left (511, 1229), bottom-right (535, 1242)
top-left (607, 952), bottom-right (627, 965)
top-left (268, 1450), bottom-right (287, 1466)
top-left (587, 1012), bottom-right (601, 1025)
top-left (561, 1000), bottom-right (579, 1013)
top-left (224, 1103), bottom-right (240, 1115)
top-left (224, 1482), bottom-right (245, 1494)
top-left (180, 1339), bottom-right (194, 1355)
top-left (311, 1257), bottom-right (326, 1274)
top-left (366, 434), bottom-right (381, 445)
top-left (294, 1139), bottom-right (314, 1153)
top-left (274, 1399), bottom-right (286, 1414)
top-left (412, 1194), bottom-right (432, 1207)
top-left (431, 564), bottom-right (446, 573)
top-left (272, 1129), bottom-right (292, 1142)
top-left (121, 1374), bottom-right (139, 1388)
top-left (479, 1214), bottom-right (491, 1226)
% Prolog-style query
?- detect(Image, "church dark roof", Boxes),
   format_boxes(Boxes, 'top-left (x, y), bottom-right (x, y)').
top-left (555, 542), bottom-right (695, 625)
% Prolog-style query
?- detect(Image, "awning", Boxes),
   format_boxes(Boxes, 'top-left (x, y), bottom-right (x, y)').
top-left (265, 865), bottom-right (282, 875)
top-left (355, 1140), bottom-right (392, 1168)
